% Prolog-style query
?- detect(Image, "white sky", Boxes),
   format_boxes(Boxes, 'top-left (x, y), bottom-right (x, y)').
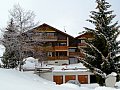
top-left (0, 0), bottom-right (120, 37)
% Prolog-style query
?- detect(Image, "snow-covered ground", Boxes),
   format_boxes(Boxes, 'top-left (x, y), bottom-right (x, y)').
top-left (0, 48), bottom-right (120, 90)
top-left (0, 68), bottom-right (120, 90)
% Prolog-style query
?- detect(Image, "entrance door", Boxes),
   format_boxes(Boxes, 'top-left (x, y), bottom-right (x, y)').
top-left (53, 75), bottom-right (63, 84)
top-left (78, 75), bottom-right (88, 84)
top-left (65, 75), bottom-right (76, 83)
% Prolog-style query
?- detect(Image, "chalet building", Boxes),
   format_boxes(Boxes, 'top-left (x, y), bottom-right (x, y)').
top-left (22, 23), bottom-right (94, 65)
top-left (22, 24), bottom-right (96, 84)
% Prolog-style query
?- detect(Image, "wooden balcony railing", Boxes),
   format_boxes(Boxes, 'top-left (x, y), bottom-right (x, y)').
top-left (24, 35), bottom-right (57, 42)
top-left (23, 46), bottom-right (68, 52)
top-left (78, 43), bottom-right (87, 48)
top-left (47, 56), bottom-right (55, 60)
top-left (46, 46), bottom-right (54, 51)
top-left (32, 35), bottom-right (57, 41)
top-left (54, 46), bottom-right (68, 51)
top-left (69, 52), bottom-right (85, 58)
top-left (55, 56), bottom-right (68, 60)
top-left (78, 43), bottom-right (86, 46)
top-left (46, 35), bottom-right (57, 39)
top-left (32, 46), bottom-right (55, 51)
top-left (69, 52), bottom-right (81, 56)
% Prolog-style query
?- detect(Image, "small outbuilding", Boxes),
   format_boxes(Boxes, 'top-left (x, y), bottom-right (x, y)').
top-left (39, 63), bottom-right (94, 84)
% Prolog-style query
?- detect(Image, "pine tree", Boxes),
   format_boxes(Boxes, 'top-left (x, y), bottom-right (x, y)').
top-left (79, 0), bottom-right (120, 85)
top-left (2, 18), bottom-right (19, 68)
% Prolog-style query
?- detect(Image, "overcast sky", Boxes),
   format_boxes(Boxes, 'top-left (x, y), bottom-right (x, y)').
top-left (0, 0), bottom-right (120, 37)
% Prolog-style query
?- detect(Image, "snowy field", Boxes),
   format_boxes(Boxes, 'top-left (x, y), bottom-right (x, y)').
top-left (0, 68), bottom-right (120, 90)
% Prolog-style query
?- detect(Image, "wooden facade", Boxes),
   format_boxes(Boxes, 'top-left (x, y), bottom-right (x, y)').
top-left (22, 23), bottom-right (94, 65)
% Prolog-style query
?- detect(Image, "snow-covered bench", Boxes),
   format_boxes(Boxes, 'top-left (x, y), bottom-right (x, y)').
top-left (105, 72), bottom-right (117, 87)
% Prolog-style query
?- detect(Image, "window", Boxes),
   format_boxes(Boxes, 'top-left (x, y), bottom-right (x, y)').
top-left (56, 42), bottom-right (67, 46)
top-left (56, 52), bottom-right (67, 56)
top-left (48, 52), bottom-right (52, 57)
top-left (69, 49), bottom-right (76, 52)
top-left (60, 43), bottom-right (66, 46)
top-left (46, 33), bottom-right (55, 36)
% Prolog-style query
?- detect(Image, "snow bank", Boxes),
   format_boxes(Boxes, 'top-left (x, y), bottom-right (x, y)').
top-left (0, 68), bottom-right (120, 90)
top-left (0, 68), bottom-right (85, 90)
top-left (0, 68), bottom-right (53, 90)
top-left (23, 57), bottom-right (38, 69)
top-left (106, 72), bottom-right (117, 77)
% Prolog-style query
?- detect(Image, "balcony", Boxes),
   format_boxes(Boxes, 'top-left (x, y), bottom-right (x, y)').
top-left (47, 56), bottom-right (55, 60)
top-left (69, 43), bottom-right (77, 47)
top-left (55, 56), bottom-right (68, 60)
top-left (33, 35), bottom-right (57, 41)
top-left (69, 52), bottom-right (81, 57)
top-left (46, 46), bottom-right (54, 51)
top-left (32, 46), bottom-right (55, 52)
top-left (69, 52), bottom-right (85, 58)
top-left (78, 43), bottom-right (87, 48)
top-left (44, 35), bottom-right (57, 41)
top-left (54, 46), bottom-right (68, 51)
top-left (48, 56), bottom-right (68, 60)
